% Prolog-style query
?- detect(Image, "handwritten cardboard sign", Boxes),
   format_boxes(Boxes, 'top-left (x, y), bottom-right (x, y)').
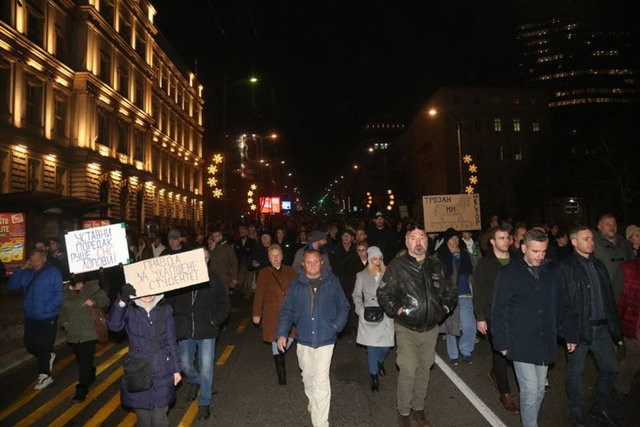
top-left (65, 223), bottom-right (131, 274)
top-left (423, 194), bottom-right (482, 232)
top-left (123, 248), bottom-right (210, 297)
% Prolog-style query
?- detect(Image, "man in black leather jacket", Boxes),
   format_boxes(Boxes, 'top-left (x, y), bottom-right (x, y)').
top-left (377, 226), bottom-right (457, 427)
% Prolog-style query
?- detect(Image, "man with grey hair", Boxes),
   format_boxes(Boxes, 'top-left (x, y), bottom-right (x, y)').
top-left (492, 229), bottom-right (562, 427)
top-left (593, 214), bottom-right (634, 300)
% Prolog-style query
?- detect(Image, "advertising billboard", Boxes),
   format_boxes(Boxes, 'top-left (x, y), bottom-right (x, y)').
top-left (259, 197), bottom-right (281, 214)
top-left (0, 213), bottom-right (26, 276)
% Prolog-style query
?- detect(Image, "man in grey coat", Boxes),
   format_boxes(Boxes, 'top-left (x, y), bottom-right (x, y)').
top-left (594, 214), bottom-right (634, 300)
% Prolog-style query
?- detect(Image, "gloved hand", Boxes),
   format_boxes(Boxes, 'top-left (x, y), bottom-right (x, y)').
top-left (120, 283), bottom-right (137, 303)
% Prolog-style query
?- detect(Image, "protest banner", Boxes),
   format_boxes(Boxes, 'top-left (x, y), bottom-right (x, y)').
top-left (123, 248), bottom-right (209, 297)
top-left (65, 223), bottom-right (130, 274)
top-left (0, 213), bottom-right (26, 276)
top-left (423, 194), bottom-right (482, 232)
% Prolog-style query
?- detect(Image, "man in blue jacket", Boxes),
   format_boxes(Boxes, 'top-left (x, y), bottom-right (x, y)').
top-left (492, 229), bottom-right (567, 427)
top-left (276, 249), bottom-right (350, 427)
top-left (8, 248), bottom-right (63, 390)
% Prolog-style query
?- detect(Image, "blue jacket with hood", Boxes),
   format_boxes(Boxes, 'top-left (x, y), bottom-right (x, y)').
top-left (8, 262), bottom-right (63, 319)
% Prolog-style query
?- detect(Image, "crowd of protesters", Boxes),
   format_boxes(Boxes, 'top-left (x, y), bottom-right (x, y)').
top-left (3, 209), bottom-right (640, 426)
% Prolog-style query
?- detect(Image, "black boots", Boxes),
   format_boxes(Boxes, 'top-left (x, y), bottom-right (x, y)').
top-left (274, 354), bottom-right (286, 385)
top-left (370, 373), bottom-right (379, 392)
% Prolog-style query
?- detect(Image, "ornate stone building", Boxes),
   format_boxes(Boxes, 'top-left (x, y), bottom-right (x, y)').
top-left (0, 0), bottom-right (204, 241)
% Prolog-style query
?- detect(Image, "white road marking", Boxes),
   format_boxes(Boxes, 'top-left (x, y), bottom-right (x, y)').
top-left (435, 354), bottom-right (508, 427)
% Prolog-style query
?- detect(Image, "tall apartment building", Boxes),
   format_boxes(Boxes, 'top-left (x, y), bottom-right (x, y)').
top-left (395, 87), bottom-right (551, 220)
top-left (515, 10), bottom-right (638, 107)
top-left (0, 0), bottom-right (204, 241)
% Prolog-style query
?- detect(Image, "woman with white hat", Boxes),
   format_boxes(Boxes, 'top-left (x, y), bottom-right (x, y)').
top-left (352, 246), bottom-right (395, 392)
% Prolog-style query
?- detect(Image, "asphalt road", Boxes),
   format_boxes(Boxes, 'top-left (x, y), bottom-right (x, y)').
top-left (0, 295), bottom-right (638, 426)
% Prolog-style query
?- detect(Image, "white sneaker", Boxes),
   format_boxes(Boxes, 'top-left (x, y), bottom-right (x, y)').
top-left (34, 374), bottom-right (53, 390)
top-left (49, 352), bottom-right (56, 371)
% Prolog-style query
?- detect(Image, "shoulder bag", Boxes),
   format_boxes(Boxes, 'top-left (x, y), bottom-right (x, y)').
top-left (123, 305), bottom-right (165, 393)
top-left (364, 306), bottom-right (384, 322)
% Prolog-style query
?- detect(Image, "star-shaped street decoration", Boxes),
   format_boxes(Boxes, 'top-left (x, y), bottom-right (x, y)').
top-left (250, 204), bottom-right (257, 211)
top-left (213, 154), bottom-right (223, 164)
top-left (212, 188), bottom-right (223, 198)
top-left (465, 185), bottom-right (475, 194)
top-left (463, 154), bottom-right (473, 164)
top-left (469, 175), bottom-right (478, 185)
top-left (247, 198), bottom-right (253, 204)
top-left (250, 184), bottom-right (257, 191)
top-left (207, 177), bottom-right (217, 187)
top-left (468, 164), bottom-right (478, 173)
top-left (208, 165), bottom-right (218, 175)
top-left (247, 190), bottom-right (254, 197)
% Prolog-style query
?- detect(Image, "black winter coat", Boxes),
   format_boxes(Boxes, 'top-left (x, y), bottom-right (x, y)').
top-left (377, 254), bottom-right (457, 332)
top-left (473, 251), bottom-right (509, 322)
top-left (491, 258), bottom-right (559, 365)
top-left (557, 252), bottom-right (621, 345)
top-left (168, 270), bottom-right (230, 340)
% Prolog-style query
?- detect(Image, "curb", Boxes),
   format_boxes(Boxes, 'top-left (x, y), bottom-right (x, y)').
top-left (0, 333), bottom-right (67, 376)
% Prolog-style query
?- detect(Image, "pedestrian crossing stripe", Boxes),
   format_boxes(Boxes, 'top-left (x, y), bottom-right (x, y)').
top-left (236, 318), bottom-right (249, 333)
top-left (13, 346), bottom-right (128, 427)
top-left (216, 345), bottom-right (235, 365)
top-left (84, 391), bottom-right (121, 426)
top-left (49, 366), bottom-right (123, 427)
top-left (0, 341), bottom-right (117, 422)
top-left (117, 411), bottom-right (137, 426)
top-left (178, 400), bottom-right (199, 426)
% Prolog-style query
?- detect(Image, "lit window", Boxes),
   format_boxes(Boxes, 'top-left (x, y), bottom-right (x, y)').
top-left (515, 146), bottom-right (523, 160)
top-left (493, 118), bottom-right (502, 132)
top-left (513, 118), bottom-right (521, 132)
top-left (532, 121), bottom-right (540, 132)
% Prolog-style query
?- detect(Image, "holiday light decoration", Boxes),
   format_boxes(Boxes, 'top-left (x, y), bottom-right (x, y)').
top-left (207, 153), bottom-right (224, 198)
top-left (463, 155), bottom-right (479, 193)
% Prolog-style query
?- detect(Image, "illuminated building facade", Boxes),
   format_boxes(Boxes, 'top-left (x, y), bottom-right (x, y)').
top-left (516, 17), bottom-right (638, 107)
top-left (0, 0), bottom-right (204, 239)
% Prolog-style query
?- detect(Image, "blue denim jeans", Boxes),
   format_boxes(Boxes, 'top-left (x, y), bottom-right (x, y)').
top-left (566, 325), bottom-right (618, 416)
top-left (514, 361), bottom-right (548, 427)
top-left (366, 346), bottom-right (391, 375)
top-left (446, 297), bottom-right (476, 360)
top-left (179, 338), bottom-right (216, 406)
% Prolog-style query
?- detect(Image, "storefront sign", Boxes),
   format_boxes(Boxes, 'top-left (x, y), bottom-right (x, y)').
top-left (82, 219), bottom-right (111, 229)
top-left (65, 223), bottom-right (131, 273)
top-left (123, 248), bottom-right (209, 297)
top-left (0, 213), bottom-right (26, 276)
top-left (422, 194), bottom-right (482, 232)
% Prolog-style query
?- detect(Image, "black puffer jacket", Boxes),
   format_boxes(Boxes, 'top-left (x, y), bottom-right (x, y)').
top-left (168, 269), bottom-right (230, 340)
top-left (377, 254), bottom-right (457, 332)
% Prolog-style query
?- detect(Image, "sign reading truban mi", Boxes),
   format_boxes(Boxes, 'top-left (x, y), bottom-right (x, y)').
top-left (123, 248), bottom-right (210, 298)
top-left (65, 223), bottom-right (131, 274)
top-left (423, 194), bottom-right (482, 232)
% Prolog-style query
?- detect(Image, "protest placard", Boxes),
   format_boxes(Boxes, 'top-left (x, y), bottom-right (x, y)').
top-left (65, 223), bottom-right (131, 274)
top-left (123, 248), bottom-right (209, 297)
top-left (423, 193), bottom-right (482, 232)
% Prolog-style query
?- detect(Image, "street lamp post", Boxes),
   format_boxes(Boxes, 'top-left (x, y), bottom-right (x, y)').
top-left (221, 76), bottom-right (258, 222)
top-left (429, 108), bottom-right (463, 194)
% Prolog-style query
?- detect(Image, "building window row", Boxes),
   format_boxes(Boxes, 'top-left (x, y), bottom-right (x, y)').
top-left (496, 146), bottom-right (524, 161)
top-left (96, 108), bottom-right (145, 163)
top-left (99, 0), bottom-right (148, 62)
top-left (491, 118), bottom-right (540, 133)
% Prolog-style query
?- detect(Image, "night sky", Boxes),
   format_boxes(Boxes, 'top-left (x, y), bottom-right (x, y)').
top-left (150, 0), bottom-right (598, 200)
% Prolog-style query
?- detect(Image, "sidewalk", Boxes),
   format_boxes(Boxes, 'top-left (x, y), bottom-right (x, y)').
top-left (0, 289), bottom-right (66, 375)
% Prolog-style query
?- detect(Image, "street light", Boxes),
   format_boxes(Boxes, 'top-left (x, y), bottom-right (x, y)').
top-left (428, 108), bottom-right (463, 193)
top-left (221, 76), bottom-right (259, 220)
